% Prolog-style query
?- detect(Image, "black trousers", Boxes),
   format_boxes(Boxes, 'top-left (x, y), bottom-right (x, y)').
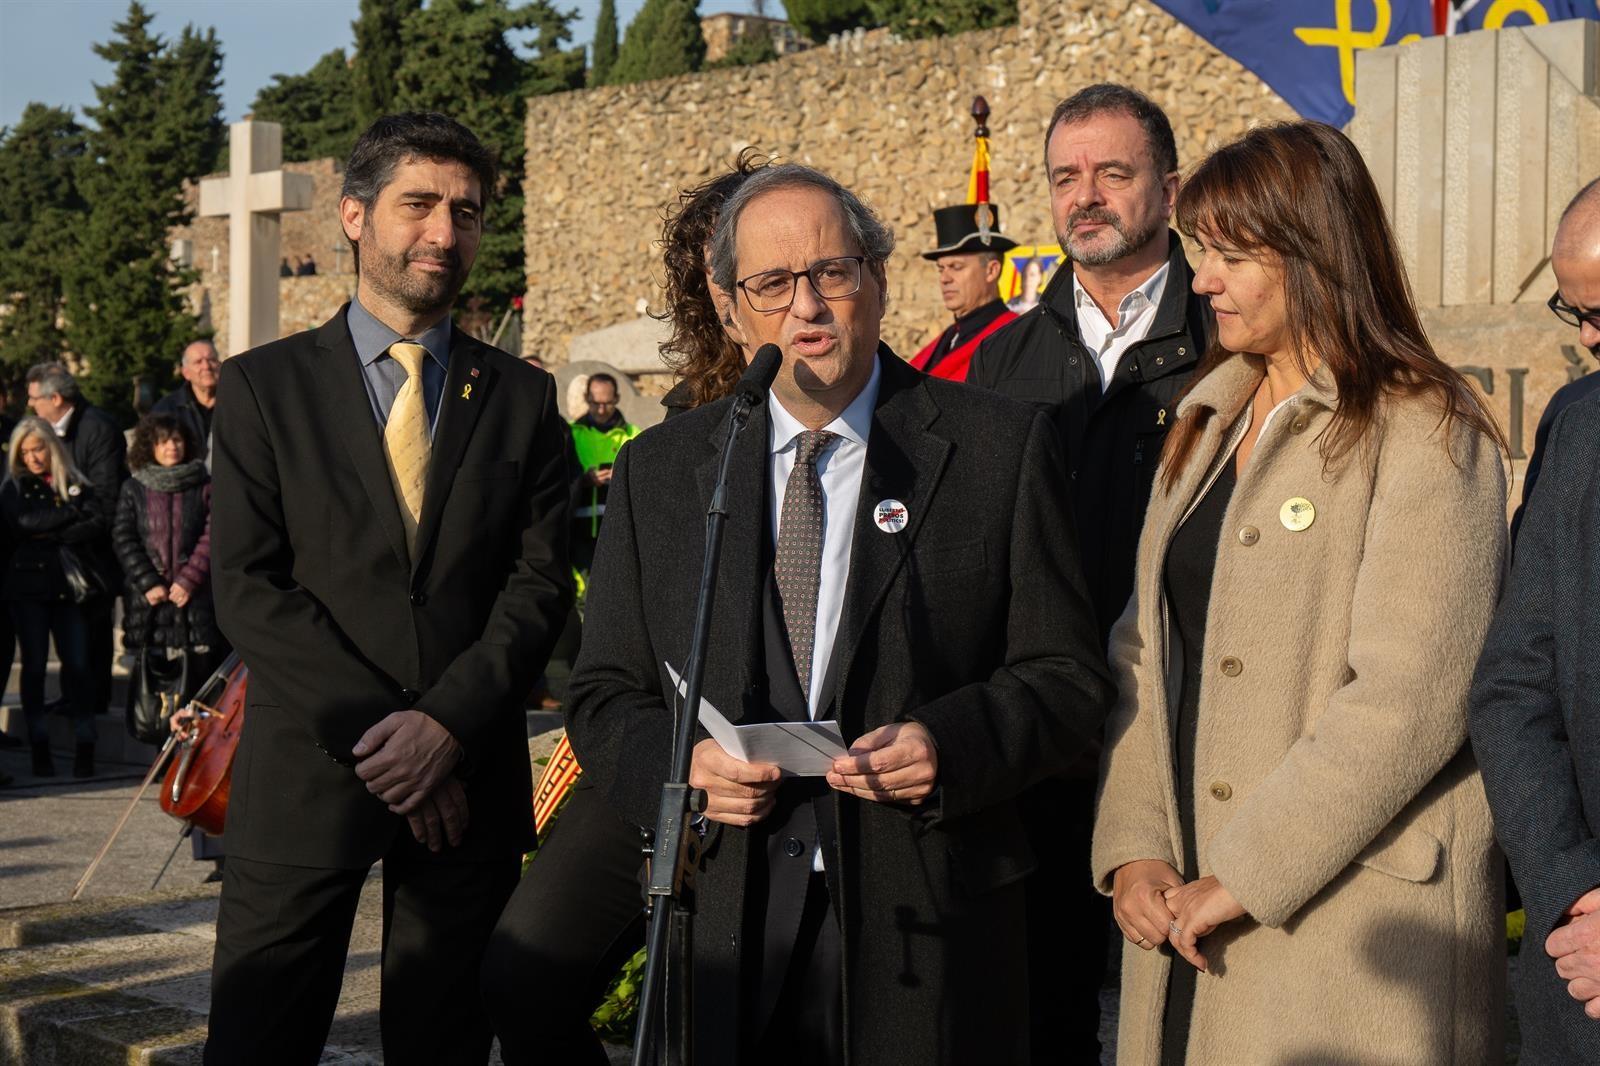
top-left (206, 840), bottom-right (519, 1066)
top-left (83, 594), bottom-right (114, 715)
top-left (481, 782), bottom-right (647, 1066)
top-left (1023, 777), bottom-right (1110, 1064)
top-left (749, 870), bottom-right (842, 1066)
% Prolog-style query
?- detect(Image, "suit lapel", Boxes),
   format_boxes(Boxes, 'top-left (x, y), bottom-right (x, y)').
top-left (312, 309), bottom-right (410, 572)
top-left (827, 355), bottom-right (950, 718)
top-left (413, 332), bottom-right (491, 567)
top-left (696, 401), bottom-right (768, 722)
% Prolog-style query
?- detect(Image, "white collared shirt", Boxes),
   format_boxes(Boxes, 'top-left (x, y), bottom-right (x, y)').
top-left (766, 355), bottom-right (880, 721)
top-left (51, 407), bottom-right (75, 437)
top-left (1073, 260), bottom-right (1170, 393)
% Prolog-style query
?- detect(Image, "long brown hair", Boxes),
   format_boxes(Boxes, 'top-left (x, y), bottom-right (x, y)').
top-left (1161, 121), bottom-right (1505, 489)
top-left (656, 148), bottom-right (771, 408)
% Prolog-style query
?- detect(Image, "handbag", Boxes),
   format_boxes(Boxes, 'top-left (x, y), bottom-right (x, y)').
top-left (59, 544), bottom-right (108, 604)
top-left (126, 615), bottom-right (192, 744)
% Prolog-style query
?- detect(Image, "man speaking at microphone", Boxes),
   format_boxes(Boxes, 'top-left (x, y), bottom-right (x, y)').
top-left (565, 163), bottom-right (1113, 1065)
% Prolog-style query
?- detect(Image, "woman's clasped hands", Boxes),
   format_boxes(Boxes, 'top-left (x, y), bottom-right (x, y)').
top-left (1111, 860), bottom-right (1247, 973)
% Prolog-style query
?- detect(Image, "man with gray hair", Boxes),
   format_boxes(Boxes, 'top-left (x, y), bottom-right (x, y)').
top-left (25, 361), bottom-right (126, 723)
top-left (152, 339), bottom-right (221, 465)
top-left (564, 162), bottom-right (1112, 1064)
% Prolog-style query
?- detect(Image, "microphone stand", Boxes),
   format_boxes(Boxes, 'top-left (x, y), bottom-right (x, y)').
top-left (632, 390), bottom-right (760, 1066)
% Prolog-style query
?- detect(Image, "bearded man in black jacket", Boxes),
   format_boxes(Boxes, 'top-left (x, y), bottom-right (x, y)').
top-left (966, 83), bottom-right (1213, 1063)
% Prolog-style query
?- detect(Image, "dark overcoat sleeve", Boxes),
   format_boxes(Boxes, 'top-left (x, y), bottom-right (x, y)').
top-left (211, 356), bottom-right (408, 756)
top-left (904, 410), bottom-right (1113, 822)
top-left (412, 380), bottom-right (574, 763)
top-left (112, 479), bottom-right (162, 593)
top-left (1469, 403), bottom-right (1600, 944)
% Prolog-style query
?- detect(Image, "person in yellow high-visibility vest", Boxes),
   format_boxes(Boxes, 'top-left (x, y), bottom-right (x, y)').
top-left (569, 372), bottom-right (639, 572)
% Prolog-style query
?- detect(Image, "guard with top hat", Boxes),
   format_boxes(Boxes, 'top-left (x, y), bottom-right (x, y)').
top-left (911, 97), bottom-right (1020, 380)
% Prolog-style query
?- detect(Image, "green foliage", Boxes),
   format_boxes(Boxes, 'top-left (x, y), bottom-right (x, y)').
top-left (865, 0), bottom-right (1016, 39)
top-left (392, 0), bottom-right (584, 316)
top-left (607, 0), bottom-right (706, 85)
top-left (1507, 908), bottom-right (1525, 954)
top-left (251, 49), bottom-right (360, 163)
top-left (591, 0), bottom-right (619, 87)
top-left (352, 0), bottom-right (421, 129)
top-left (0, 105), bottom-right (87, 378)
top-left (590, 947), bottom-right (645, 1041)
top-left (707, 29), bottom-right (779, 70)
top-left (784, 0), bottom-right (877, 42)
top-left (64, 1), bottom-right (224, 418)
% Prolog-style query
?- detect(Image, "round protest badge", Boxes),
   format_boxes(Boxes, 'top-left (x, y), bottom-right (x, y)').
top-left (874, 499), bottom-right (909, 534)
top-left (1279, 497), bottom-right (1316, 532)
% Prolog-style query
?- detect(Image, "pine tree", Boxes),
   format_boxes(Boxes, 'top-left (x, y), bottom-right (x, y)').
top-left (591, 0), bottom-right (619, 87)
top-left (0, 105), bottom-right (87, 375)
top-left (609, 0), bottom-right (706, 85)
top-left (63, 1), bottom-right (224, 415)
top-left (784, 0), bottom-right (876, 42)
top-left (253, 49), bottom-right (361, 162)
top-left (866, 0), bottom-right (1015, 39)
top-left (352, 0), bottom-right (421, 128)
top-left (392, 0), bottom-right (583, 318)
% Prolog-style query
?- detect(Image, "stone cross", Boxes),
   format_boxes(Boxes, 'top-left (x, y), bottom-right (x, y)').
top-left (198, 120), bottom-right (314, 355)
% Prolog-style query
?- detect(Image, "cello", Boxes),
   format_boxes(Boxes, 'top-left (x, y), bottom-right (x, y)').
top-left (160, 652), bottom-right (249, 836)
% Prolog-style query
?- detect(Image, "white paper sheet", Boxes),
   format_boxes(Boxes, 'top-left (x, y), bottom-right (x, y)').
top-left (666, 661), bottom-right (847, 776)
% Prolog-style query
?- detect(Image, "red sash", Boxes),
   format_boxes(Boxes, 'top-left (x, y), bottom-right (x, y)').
top-left (910, 309), bottom-right (1018, 381)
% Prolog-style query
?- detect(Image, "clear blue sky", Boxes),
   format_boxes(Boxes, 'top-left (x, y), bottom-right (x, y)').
top-left (0, 0), bottom-right (776, 131)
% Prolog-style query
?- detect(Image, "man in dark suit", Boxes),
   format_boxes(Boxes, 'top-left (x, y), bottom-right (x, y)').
top-left (206, 112), bottom-right (572, 1065)
top-left (1470, 176), bottom-right (1600, 1066)
top-left (564, 163), bottom-right (1114, 1065)
top-left (25, 362), bottom-right (125, 720)
top-left (151, 339), bottom-right (220, 467)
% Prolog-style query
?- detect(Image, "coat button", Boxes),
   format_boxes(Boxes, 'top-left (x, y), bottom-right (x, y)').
top-left (784, 837), bottom-right (805, 858)
top-left (410, 590), bottom-right (427, 606)
top-left (1209, 781), bottom-right (1233, 801)
top-left (400, 688), bottom-right (421, 704)
top-left (1238, 526), bottom-right (1259, 546)
top-left (1177, 347), bottom-right (1187, 355)
top-left (1069, 356), bottom-right (1080, 366)
top-left (1219, 656), bottom-right (1243, 677)
top-left (1155, 356), bottom-right (1165, 366)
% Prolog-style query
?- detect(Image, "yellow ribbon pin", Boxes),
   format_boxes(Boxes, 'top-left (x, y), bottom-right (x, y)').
top-left (461, 383), bottom-right (473, 400)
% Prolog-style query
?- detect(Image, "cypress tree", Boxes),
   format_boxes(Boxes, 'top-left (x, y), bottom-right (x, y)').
top-left (0, 105), bottom-right (87, 375)
top-left (784, 0), bottom-right (875, 42)
top-left (392, 0), bottom-right (583, 317)
top-left (609, 0), bottom-right (706, 85)
top-left (64, 2), bottom-right (225, 415)
top-left (253, 49), bottom-right (361, 162)
top-left (352, 0), bottom-right (421, 128)
top-left (591, 0), bottom-right (619, 87)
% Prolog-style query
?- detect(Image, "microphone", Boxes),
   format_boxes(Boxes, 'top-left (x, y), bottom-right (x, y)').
top-left (734, 344), bottom-right (782, 409)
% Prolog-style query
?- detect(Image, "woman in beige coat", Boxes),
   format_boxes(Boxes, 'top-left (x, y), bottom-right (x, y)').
top-left (1092, 121), bottom-right (1509, 1064)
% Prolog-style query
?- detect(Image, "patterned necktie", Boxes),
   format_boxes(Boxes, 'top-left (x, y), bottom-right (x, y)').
top-left (775, 429), bottom-right (838, 701)
top-left (383, 341), bottom-right (431, 557)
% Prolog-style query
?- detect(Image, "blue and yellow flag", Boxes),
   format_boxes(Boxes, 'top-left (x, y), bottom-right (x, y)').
top-left (1151, 0), bottom-right (1598, 127)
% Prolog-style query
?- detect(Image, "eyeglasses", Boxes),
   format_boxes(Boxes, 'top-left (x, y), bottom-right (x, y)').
top-left (736, 256), bottom-right (866, 313)
top-left (1549, 291), bottom-right (1600, 332)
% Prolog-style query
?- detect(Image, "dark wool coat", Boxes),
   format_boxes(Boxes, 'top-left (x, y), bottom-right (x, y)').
top-left (59, 402), bottom-right (127, 588)
top-left (113, 473), bottom-right (221, 650)
top-left (0, 475), bottom-right (108, 602)
top-left (966, 232), bottom-right (1212, 643)
top-left (566, 351), bottom-right (1115, 1065)
top-left (1471, 391), bottom-right (1600, 1066)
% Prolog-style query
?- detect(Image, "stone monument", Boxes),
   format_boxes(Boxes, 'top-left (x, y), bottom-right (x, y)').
top-left (198, 120), bottom-right (315, 356)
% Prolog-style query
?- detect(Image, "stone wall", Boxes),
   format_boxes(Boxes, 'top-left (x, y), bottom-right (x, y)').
top-left (522, 0), bottom-right (1294, 362)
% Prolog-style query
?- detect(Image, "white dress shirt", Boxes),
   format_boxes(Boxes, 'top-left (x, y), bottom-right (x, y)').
top-left (766, 355), bottom-right (881, 720)
top-left (1072, 260), bottom-right (1170, 393)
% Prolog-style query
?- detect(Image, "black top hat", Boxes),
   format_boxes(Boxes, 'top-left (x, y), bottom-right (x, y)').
top-left (921, 203), bottom-right (1018, 259)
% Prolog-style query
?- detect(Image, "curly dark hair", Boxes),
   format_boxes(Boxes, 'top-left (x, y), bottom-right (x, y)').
top-left (656, 148), bottom-right (771, 409)
top-left (128, 413), bottom-right (198, 472)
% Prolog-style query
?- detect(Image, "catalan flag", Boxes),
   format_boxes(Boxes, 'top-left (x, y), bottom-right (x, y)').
top-left (967, 133), bottom-right (991, 206)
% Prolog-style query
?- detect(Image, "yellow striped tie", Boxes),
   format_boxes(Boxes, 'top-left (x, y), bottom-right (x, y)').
top-left (383, 341), bottom-right (431, 556)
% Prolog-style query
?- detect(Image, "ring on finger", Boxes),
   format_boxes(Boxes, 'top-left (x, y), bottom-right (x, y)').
top-left (1136, 935), bottom-right (1150, 947)
top-left (1169, 921), bottom-right (1183, 936)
